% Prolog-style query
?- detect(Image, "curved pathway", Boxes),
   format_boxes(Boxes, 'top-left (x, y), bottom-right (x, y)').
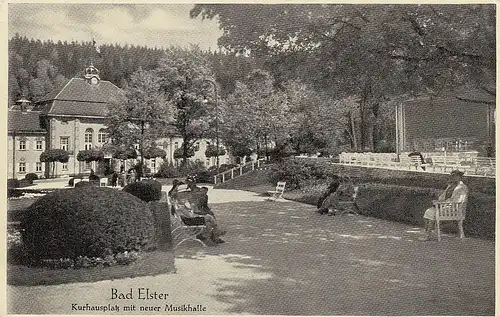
top-left (7, 187), bottom-right (495, 315)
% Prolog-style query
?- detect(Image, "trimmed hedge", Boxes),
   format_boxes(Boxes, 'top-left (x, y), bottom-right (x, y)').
top-left (123, 180), bottom-right (162, 202)
top-left (24, 173), bottom-right (39, 184)
top-left (75, 181), bottom-right (91, 188)
top-left (288, 182), bottom-right (494, 240)
top-left (8, 178), bottom-right (32, 188)
top-left (8, 179), bottom-right (20, 188)
top-left (355, 183), bottom-right (495, 240)
top-left (21, 187), bottom-right (155, 262)
top-left (270, 158), bottom-right (495, 195)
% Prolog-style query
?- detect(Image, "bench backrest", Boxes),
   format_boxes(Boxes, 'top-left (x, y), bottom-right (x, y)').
top-left (436, 201), bottom-right (467, 221)
top-left (275, 182), bottom-right (286, 193)
top-left (430, 156), bottom-right (460, 165)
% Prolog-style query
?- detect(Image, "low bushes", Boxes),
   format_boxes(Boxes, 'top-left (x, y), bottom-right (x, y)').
top-left (8, 178), bottom-right (32, 189)
top-left (24, 173), bottom-right (39, 184)
top-left (196, 164), bottom-right (239, 183)
top-left (155, 160), bottom-right (206, 179)
top-left (355, 183), bottom-right (495, 240)
top-left (123, 179), bottom-right (162, 202)
top-left (8, 179), bottom-right (20, 189)
top-left (287, 182), bottom-right (494, 240)
top-left (155, 161), bottom-right (180, 178)
top-left (20, 187), bottom-right (155, 264)
top-left (269, 158), bottom-right (495, 195)
top-left (75, 181), bottom-right (91, 188)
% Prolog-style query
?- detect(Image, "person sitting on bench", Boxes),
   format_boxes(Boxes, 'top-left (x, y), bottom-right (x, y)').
top-left (193, 187), bottom-right (216, 217)
top-left (316, 175), bottom-right (342, 215)
top-left (408, 148), bottom-right (426, 170)
top-left (173, 186), bottom-right (225, 244)
top-left (420, 170), bottom-right (468, 241)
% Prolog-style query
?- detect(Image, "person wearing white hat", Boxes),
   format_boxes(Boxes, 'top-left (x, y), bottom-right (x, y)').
top-left (421, 170), bottom-right (468, 241)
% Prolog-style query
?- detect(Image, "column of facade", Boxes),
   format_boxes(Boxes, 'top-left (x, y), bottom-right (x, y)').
top-left (50, 118), bottom-right (57, 177)
top-left (74, 119), bottom-right (80, 175)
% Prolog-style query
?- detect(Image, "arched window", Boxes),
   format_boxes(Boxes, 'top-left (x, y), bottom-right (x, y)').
top-left (97, 128), bottom-right (107, 144)
top-left (84, 128), bottom-right (93, 150)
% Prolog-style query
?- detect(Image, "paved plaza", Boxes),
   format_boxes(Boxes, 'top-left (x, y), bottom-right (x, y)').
top-left (8, 186), bottom-right (495, 315)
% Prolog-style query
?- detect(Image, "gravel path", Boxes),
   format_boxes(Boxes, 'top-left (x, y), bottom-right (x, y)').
top-left (7, 186), bottom-right (495, 315)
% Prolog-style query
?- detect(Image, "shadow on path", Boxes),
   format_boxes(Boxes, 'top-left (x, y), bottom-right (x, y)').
top-left (175, 200), bottom-right (495, 315)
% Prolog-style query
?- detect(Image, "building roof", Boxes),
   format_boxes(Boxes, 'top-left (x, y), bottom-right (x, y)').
top-left (45, 100), bottom-right (112, 117)
top-left (38, 78), bottom-right (124, 103)
top-left (35, 77), bottom-right (125, 117)
top-left (8, 110), bottom-right (45, 133)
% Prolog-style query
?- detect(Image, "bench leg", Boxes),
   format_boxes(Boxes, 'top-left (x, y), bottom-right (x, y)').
top-left (175, 238), bottom-right (206, 249)
top-left (436, 220), bottom-right (441, 242)
top-left (458, 220), bottom-right (465, 239)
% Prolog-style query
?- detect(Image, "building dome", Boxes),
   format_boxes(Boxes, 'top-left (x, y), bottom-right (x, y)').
top-left (84, 63), bottom-right (100, 85)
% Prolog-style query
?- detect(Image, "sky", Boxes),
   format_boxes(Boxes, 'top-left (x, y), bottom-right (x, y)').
top-left (8, 3), bottom-right (222, 51)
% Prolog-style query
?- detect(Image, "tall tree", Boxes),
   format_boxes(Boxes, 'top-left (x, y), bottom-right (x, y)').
top-left (156, 46), bottom-right (216, 166)
top-left (222, 69), bottom-right (289, 159)
top-left (107, 68), bottom-right (171, 178)
top-left (191, 4), bottom-right (496, 150)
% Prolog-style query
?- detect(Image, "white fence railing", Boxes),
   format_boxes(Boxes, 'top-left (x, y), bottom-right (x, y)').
top-left (338, 152), bottom-right (495, 177)
top-left (213, 158), bottom-right (268, 184)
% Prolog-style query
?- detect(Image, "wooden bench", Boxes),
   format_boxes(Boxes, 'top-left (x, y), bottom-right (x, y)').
top-left (399, 155), bottom-right (428, 171)
top-left (433, 200), bottom-right (467, 242)
top-left (429, 156), bottom-right (461, 173)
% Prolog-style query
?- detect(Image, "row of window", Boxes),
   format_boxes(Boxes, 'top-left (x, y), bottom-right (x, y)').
top-left (84, 128), bottom-right (108, 144)
top-left (17, 140), bottom-right (44, 151)
top-left (60, 129), bottom-right (108, 151)
top-left (15, 130), bottom-right (108, 152)
top-left (18, 161), bottom-right (69, 174)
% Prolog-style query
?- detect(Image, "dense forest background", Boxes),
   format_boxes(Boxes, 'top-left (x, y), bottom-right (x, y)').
top-left (8, 33), bottom-right (261, 105)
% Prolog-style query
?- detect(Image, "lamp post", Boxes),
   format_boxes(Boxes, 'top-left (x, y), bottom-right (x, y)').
top-left (203, 79), bottom-right (219, 172)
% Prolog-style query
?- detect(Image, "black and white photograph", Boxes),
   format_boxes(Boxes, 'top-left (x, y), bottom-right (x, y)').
top-left (4, 2), bottom-right (496, 316)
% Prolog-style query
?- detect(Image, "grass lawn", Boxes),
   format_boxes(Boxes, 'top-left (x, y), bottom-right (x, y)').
top-left (8, 198), bottom-right (39, 211)
top-left (7, 250), bottom-right (176, 286)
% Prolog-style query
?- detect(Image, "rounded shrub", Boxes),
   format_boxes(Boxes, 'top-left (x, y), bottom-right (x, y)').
top-left (123, 179), bottom-right (162, 202)
top-left (21, 186), bottom-right (155, 262)
top-left (25, 173), bottom-right (39, 184)
top-left (75, 181), bottom-right (91, 188)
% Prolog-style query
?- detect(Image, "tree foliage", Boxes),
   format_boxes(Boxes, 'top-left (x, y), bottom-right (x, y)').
top-left (205, 144), bottom-right (226, 158)
top-left (156, 47), bottom-right (216, 164)
top-left (39, 149), bottom-right (70, 163)
top-left (39, 148), bottom-right (70, 178)
top-left (173, 146), bottom-right (195, 160)
top-left (76, 149), bottom-right (105, 162)
top-left (107, 68), bottom-right (170, 151)
top-left (191, 4), bottom-right (496, 151)
top-left (8, 34), bottom-right (166, 105)
top-left (222, 69), bottom-right (289, 158)
top-left (112, 147), bottom-right (138, 160)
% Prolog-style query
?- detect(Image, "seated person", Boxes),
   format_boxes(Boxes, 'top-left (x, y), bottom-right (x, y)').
top-left (193, 187), bottom-right (216, 218)
top-left (408, 149), bottom-right (426, 170)
top-left (171, 186), bottom-right (225, 244)
top-left (421, 170), bottom-right (468, 241)
top-left (316, 176), bottom-right (342, 215)
top-left (168, 179), bottom-right (184, 215)
top-left (317, 176), bottom-right (359, 216)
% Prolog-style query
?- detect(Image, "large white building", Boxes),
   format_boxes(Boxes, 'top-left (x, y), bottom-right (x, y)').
top-left (8, 64), bottom-right (230, 179)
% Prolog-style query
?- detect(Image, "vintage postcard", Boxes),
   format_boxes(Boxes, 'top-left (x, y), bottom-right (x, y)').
top-left (3, 2), bottom-right (496, 316)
